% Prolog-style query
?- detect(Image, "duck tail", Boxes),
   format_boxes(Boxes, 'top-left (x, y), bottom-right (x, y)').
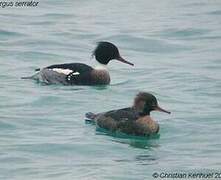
top-left (21, 71), bottom-right (40, 80)
top-left (21, 75), bottom-right (35, 79)
top-left (85, 112), bottom-right (97, 123)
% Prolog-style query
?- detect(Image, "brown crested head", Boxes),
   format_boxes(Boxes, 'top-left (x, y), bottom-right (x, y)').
top-left (134, 92), bottom-right (171, 115)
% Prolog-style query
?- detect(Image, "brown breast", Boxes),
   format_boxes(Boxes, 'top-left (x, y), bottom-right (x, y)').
top-left (91, 70), bottom-right (110, 85)
top-left (96, 114), bottom-right (159, 136)
top-left (135, 116), bottom-right (159, 134)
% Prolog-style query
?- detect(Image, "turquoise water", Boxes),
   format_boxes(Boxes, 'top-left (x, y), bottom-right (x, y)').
top-left (1, 0), bottom-right (221, 179)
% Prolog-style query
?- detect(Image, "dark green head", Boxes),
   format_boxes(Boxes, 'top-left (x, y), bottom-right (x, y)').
top-left (92, 41), bottom-right (134, 66)
top-left (134, 92), bottom-right (171, 115)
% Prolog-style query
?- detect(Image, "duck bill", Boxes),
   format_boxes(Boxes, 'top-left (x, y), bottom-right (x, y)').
top-left (155, 106), bottom-right (171, 114)
top-left (116, 56), bottom-right (134, 66)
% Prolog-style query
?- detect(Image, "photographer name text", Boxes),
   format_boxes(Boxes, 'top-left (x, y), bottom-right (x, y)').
top-left (152, 172), bottom-right (221, 179)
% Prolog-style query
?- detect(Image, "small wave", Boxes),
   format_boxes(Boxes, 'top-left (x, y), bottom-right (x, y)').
top-left (207, 10), bottom-right (221, 15)
top-left (115, 154), bottom-right (158, 165)
top-left (39, 13), bottom-right (75, 19)
top-left (0, 120), bottom-right (17, 130)
top-left (100, 34), bottom-right (191, 53)
top-left (111, 79), bottom-right (131, 86)
top-left (157, 28), bottom-right (210, 39)
top-left (182, 2), bottom-right (208, 7)
top-left (0, 29), bottom-right (25, 41)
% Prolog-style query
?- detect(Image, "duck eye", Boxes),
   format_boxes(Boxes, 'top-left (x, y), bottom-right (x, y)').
top-left (151, 102), bottom-right (157, 107)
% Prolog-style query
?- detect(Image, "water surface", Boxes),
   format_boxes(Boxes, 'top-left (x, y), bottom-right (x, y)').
top-left (0, 0), bottom-right (221, 179)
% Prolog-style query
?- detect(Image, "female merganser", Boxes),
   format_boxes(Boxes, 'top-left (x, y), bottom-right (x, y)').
top-left (85, 92), bottom-right (171, 136)
top-left (23, 41), bottom-right (134, 85)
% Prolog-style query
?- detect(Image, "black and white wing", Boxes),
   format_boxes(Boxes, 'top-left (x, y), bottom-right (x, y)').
top-left (38, 63), bottom-right (94, 85)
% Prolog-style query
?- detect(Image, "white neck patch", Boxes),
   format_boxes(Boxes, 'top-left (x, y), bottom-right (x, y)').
top-left (94, 64), bottom-right (108, 71)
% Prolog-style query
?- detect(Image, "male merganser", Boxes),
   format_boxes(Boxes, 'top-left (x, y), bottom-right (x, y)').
top-left (23, 41), bottom-right (134, 85)
top-left (85, 92), bottom-right (171, 136)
